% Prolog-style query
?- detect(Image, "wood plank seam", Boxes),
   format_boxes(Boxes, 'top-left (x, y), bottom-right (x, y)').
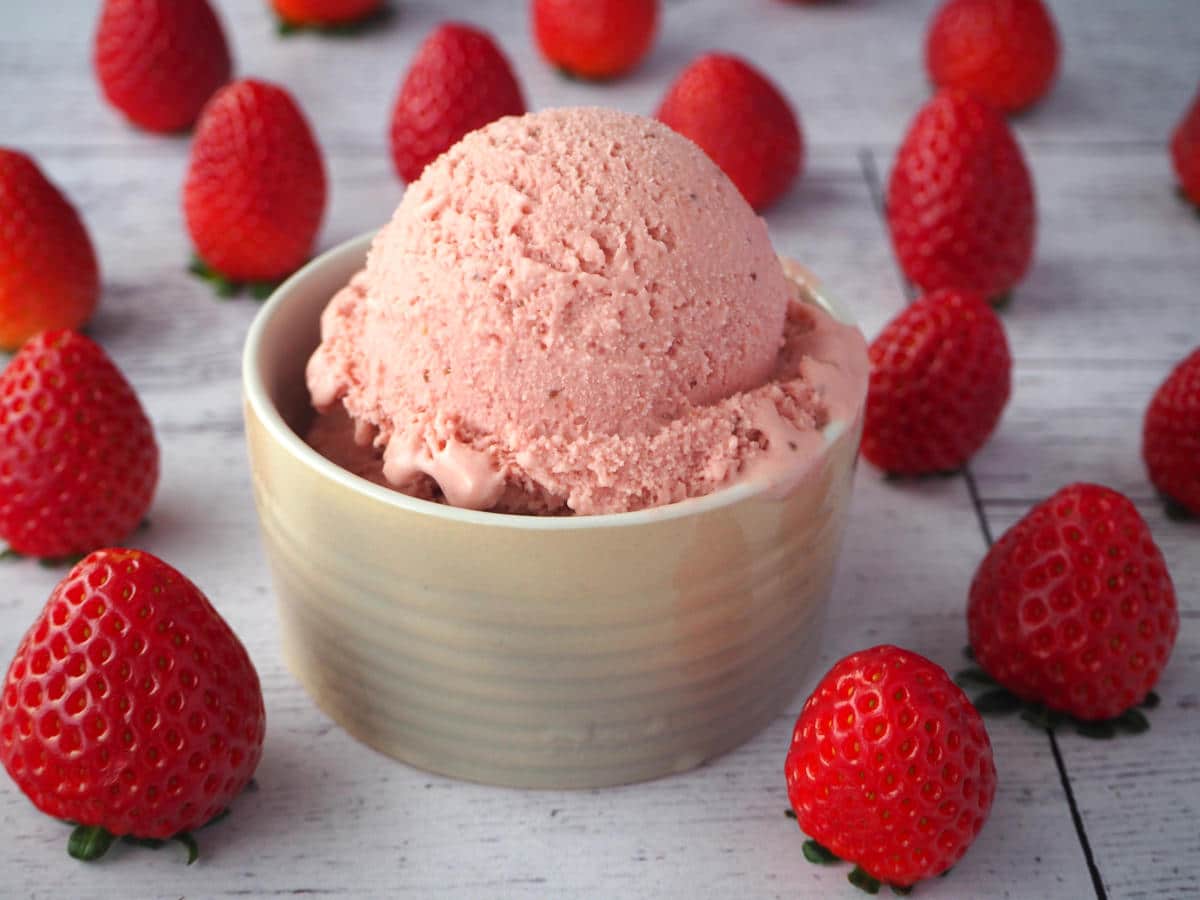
top-left (857, 146), bottom-right (1110, 900)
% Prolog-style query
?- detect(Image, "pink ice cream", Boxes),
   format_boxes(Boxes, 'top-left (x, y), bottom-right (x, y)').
top-left (306, 107), bottom-right (866, 515)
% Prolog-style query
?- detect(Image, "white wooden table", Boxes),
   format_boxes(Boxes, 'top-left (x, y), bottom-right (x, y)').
top-left (2, 2), bottom-right (1198, 897)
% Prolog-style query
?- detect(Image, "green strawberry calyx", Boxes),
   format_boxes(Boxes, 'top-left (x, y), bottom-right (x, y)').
top-left (956, 646), bottom-right (1159, 739)
top-left (188, 256), bottom-right (279, 301)
top-left (65, 808), bottom-right (229, 864)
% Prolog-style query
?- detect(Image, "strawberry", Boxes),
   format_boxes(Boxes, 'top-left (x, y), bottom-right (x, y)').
top-left (389, 23), bottom-right (526, 184)
top-left (183, 78), bottom-right (327, 287)
top-left (969, 484), bottom-right (1179, 721)
top-left (926, 0), bottom-right (1060, 114)
top-left (1143, 348), bottom-right (1200, 517)
top-left (861, 289), bottom-right (1011, 475)
top-left (93, 0), bottom-right (232, 134)
top-left (271, 0), bottom-right (386, 30)
top-left (785, 645), bottom-right (996, 891)
top-left (1171, 85), bottom-right (1200, 208)
top-left (656, 53), bottom-right (802, 211)
top-left (532, 0), bottom-right (659, 80)
top-left (0, 331), bottom-right (158, 560)
top-left (0, 549), bottom-right (265, 860)
top-left (887, 89), bottom-right (1035, 303)
top-left (0, 150), bottom-right (100, 351)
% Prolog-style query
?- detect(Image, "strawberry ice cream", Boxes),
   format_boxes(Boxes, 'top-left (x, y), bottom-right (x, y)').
top-left (306, 107), bottom-right (866, 515)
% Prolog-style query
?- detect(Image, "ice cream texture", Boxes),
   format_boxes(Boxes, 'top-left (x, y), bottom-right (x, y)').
top-left (306, 107), bottom-right (867, 515)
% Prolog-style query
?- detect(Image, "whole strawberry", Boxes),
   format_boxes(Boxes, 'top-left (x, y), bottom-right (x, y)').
top-left (0, 331), bottom-right (158, 560)
top-left (786, 645), bottom-right (996, 890)
top-left (94, 0), bottom-right (232, 134)
top-left (969, 483), bottom-right (1179, 721)
top-left (0, 549), bottom-right (265, 860)
top-left (887, 89), bottom-right (1035, 302)
top-left (390, 23), bottom-right (525, 184)
top-left (533, 0), bottom-right (659, 80)
top-left (1143, 348), bottom-right (1200, 517)
top-left (656, 54), bottom-right (802, 211)
top-left (271, 0), bottom-right (385, 29)
top-left (861, 289), bottom-right (1011, 475)
top-left (184, 78), bottom-right (327, 286)
top-left (926, 0), bottom-right (1060, 114)
top-left (1171, 85), bottom-right (1200, 208)
top-left (0, 150), bottom-right (99, 351)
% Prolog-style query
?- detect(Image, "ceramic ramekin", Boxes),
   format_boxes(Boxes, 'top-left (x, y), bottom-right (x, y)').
top-left (243, 232), bottom-right (865, 789)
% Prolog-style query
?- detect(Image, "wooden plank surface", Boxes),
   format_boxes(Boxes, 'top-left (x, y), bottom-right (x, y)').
top-left (1, 1), bottom-right (1198, 898)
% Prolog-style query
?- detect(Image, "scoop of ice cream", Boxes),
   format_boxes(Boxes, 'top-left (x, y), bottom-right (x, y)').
top-left (307, 107), bottom-right (866, 514)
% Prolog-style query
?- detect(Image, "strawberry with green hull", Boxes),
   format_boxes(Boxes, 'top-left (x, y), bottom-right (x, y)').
top-left (656, 53), bottom-right (802, 211)
top-left (861, 289), bottom-right (1011, 476)
top-left (786, 645), bottom-right (996, 893)
top-left (271, 0), bottom-right (388, 33)
top-left (184, 79), bottom-right (327, 296)
top-left (925, 0), bottom-right (1060, 114)
top-left (0, 331), bottom-right (158, 561)
top-left (887, 89), bottom-right (1035, 304)
top-left (968, 483), bottom-right (1179, 723)
top-left (0, 549), bottom-right (265, 861)
top-left (0, 150), bottom-right (99, 351)
top-left (532, 0), bottom-right (659, 81)
top-left (1143, 348), bottom-right (1200, 519)
top-left (390, 23), bottom-right (526, 184)
top-left (94, 0), bottom-right (232, 134)
top-left (1171, 85), bottom-right (1200, 209)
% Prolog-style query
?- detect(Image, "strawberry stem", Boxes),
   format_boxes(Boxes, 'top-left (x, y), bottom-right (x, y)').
top-left (1161, 495), bottom-right (1195, 521)
top-left (990, 291), bottom-right (1013, 309)
top-left (68, 825), bottom-right (116, 861)
top-left (848, 866), bottom-right (882, 894)
top-left (0, 547), bottom-right (20, 561)
top-left (188, 256), bottom-right (281, 301)
top-left (802, 839), bottom-right (840, 864)
top-left (962, 675), bottom-right (1159, 739)
top-left (274, 4), bottom-right (393, 38)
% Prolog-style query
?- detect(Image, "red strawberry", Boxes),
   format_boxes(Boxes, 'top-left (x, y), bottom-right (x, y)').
top-left (0, 150), bottom-right (100, 351)
top-left (785, 645), bottom-right (996, 890)
top-left (389, 23), bottom-right (526, 184)
top-left (532, 0), bottom-right (659, 80)
top-left (0, 331), bottom-right (158, 560)
top-left (0, 548), bottom-right (265, 859)
top-left (1171, 85), bottom-right (1200, 208)
top-left (656, 54), bottom-right (802, 211)
top-left (271, 0), bottom-right (385, 29)
top-left (969, 483), bottom-right (1179, 721)
top-left (93, 0), bottom-right (232, 134)
top-left (887, 89), bottom-right (1035, 302)
top-left (184, 78), bottom-right (327, 286)
top-left (1143, 348), bottom-right (1200, 517)
top-left (861, 289), bottom-right (1011, 475)
top-left (926, 0), bottom-right (1060, 114)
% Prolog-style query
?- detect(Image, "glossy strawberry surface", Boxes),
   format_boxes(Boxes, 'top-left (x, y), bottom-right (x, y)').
top-left (786, 645), bottom-right (996, 888)
top-left (0, 150), bottom-right (99, 351)
top-left (1143, 348), bottom-right (1200, 515)
top-left (183, 79), bottom-right (327, 283)
top-left (861, 289), bottom-right (1011, 475)
top-left (887, 89), bottom-right (1035, 301)
top-left (0, 549), bottom-right (265, 839)
top-left (969, 483), bottom-right (1179, 721)
top-left (94, 0), bottom-right (231, 133)
top-left (656, 53), bottom-right (802, 211)
top-left (0, 331), bottom-right (158, 559)
top-left (390, 23), bottom-right (525, 184)
top-left (533, 0), bottom-right (658, 80)
top-left (926, 0), bottom-right (1060, 113)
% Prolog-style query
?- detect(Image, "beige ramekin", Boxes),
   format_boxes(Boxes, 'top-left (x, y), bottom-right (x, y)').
top-left (243, 232), bottom-right (865, 789)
